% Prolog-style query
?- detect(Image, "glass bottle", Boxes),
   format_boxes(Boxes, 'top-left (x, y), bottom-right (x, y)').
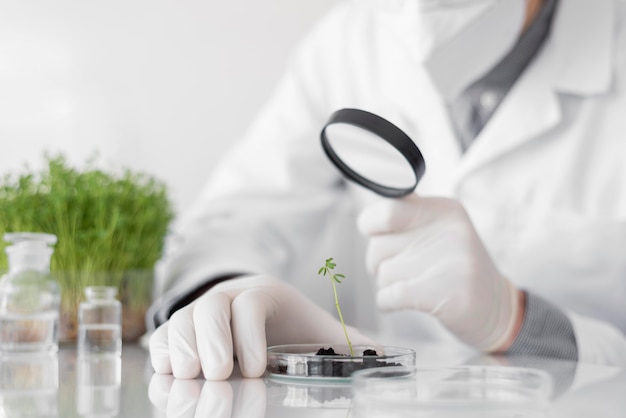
top-left (0, 232), bottom-right (60, 353)
top-left (78, 286), bottom-right (122, 356)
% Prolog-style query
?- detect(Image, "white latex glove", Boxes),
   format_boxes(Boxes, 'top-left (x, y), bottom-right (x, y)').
top-left (357, 195), bottom-right (522, 352)
top-left (149, 275), bottom-right (373, 380)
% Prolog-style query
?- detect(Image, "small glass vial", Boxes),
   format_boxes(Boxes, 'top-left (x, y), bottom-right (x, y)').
top-left (78, 286), bottom-right (122, 356)
top-left (0, 232), bottom-right (60, 353)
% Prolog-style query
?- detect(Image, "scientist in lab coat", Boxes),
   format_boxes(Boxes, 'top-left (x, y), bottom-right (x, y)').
top-left (148, 0), bottom-right (626, 380)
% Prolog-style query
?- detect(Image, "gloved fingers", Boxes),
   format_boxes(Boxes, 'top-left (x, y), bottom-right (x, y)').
top-left (376, 280), bottom-right (419, 312)
top-left (357, 194), bottom-right (428, 235)
top-left (375, 243), bottom-right (450, 287)
top-left (358, 200), bottom-right (408, 235)
top-left (232, 378), bottom-right (267, 418)
top-left (365, 231), bottom-right (424, 277)
top-left (359, 195), bottom-right (466, 236)
top-left (167, 379), bottom-right (204, 418)
top-left (376, 276), bottom-right (454, 314)
top-left (376, 255), bottom-right (413, 287)
top-left (149, 322), bottom-right (173, 375)
top-left (193, 291), bottom-right (235, 380)
top-left (230, 289), bottom-right (273, 378)
top-left (195, 380), bottom-right (234, 418)
top-left (209, 274), bottom-right (269, 295)
top-left (365, 234), bottom-right (406, 276)
top-left (168, 303), bottom-right (202, 379)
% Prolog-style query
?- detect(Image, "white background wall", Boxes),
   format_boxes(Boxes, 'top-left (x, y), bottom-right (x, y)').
top-left (0, 0), bottom-right (337, 216)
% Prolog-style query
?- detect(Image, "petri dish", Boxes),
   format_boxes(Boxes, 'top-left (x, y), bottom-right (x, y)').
top-left (351, 365), bottom-right (553, 418)
top-left (266, 344), bottom-right (416, 383)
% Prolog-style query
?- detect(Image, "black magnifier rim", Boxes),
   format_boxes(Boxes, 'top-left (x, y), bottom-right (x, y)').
top-left (320, 108), bottom-right (425, 198)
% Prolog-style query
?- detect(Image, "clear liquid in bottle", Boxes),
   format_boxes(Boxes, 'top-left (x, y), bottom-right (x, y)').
top-left (0, 233), bottom-right (60, 353)
top-left (78, 286), bottom-right (122, 356)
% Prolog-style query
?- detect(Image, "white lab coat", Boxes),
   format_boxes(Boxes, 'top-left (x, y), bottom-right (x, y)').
top-left (154, 0), bottom-right (626, 365)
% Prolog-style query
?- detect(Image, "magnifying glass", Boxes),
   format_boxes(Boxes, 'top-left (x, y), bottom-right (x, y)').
top-left (320, 108), bottom-right (426, 198)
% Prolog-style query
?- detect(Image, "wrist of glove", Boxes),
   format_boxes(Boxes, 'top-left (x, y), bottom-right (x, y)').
top-left (149, 275), bottom-right (373, 380)
top-left (358, 195), bottom-right (523, 352)
top-left (442, 274), bottom-right (521, 352)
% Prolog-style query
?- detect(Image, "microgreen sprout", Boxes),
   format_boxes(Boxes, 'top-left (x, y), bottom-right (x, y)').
top-left (0, 153), bottom-right (174, 313)
top-left (318, 257), bottom-right (354, 356)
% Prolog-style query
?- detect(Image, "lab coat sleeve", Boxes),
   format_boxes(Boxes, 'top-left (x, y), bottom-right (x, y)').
top-left (507, 292), bottom-right (577, 360)
top-left (566, 310), bottom-right (626, 367)
top-left (147, 7), bottom-right (351, 330)
top-left (508, 292), bottom-right (626, 367)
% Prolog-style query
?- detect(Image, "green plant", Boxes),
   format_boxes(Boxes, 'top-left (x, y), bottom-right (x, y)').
top-left (0, 153), bottom-right (174, 339)
top-left (318, 257), bottom-right (354, 356)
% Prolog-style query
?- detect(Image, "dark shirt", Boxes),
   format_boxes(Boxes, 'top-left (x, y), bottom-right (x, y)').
top-left (448, 0), bottom-right (558, 151)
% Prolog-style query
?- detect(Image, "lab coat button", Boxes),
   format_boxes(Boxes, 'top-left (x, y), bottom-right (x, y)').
top-left (479, 91), bottom-right (499, 111)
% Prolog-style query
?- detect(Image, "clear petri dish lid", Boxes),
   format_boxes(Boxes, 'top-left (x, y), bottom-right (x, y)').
top-left (351, 365), bottom-right (553, 418)
top-left (266, 344), bottom-right (416, 383)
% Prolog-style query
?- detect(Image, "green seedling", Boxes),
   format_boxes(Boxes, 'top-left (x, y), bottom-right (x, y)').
top-left (318, 257), bottom-right (354, 356)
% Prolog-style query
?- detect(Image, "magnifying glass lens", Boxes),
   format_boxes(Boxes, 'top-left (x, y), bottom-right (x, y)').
top-left (320, 109), bottom-right (426, 198)
top-left (324, 124), bottom-right (417, 190)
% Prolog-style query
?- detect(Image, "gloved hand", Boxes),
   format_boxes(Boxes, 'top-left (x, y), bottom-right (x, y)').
top-left (357, 195), bottom-right (523, 352)
top-left (149, 275), bottom-right (374, 380)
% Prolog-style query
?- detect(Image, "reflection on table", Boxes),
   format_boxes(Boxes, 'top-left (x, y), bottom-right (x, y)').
top-left (0, 343), bottom-right (152, 418)
top-left (0, 351), bottom-right (58, 416)
top-left (76, 355), bottom-right (122, 416)
top-left (0, 341), bottom-right (624, 417)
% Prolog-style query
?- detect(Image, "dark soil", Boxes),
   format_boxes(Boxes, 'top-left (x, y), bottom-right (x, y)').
top-left (306, 346), bottom-right (401, 378)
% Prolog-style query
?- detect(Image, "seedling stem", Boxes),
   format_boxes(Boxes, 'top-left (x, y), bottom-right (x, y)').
top-left (318, 257), bottom-right (354, 356)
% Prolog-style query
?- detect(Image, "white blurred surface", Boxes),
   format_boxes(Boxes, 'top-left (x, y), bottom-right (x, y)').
top-left (0, 0), bottom-right (337, 214)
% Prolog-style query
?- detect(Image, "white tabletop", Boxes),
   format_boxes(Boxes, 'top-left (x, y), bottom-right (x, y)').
top-left (1, 339), bottom-right (624, 417)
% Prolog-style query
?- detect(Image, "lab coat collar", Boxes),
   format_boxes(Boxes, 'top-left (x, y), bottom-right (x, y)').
top-left (450, 0), bottom-right (616, 188)
top-left (424, 0), bottom-right (616, 100)
top-left (423, 0), bottom-right (526, 101)
top-left (551, 0), bottom-right (615, 96)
